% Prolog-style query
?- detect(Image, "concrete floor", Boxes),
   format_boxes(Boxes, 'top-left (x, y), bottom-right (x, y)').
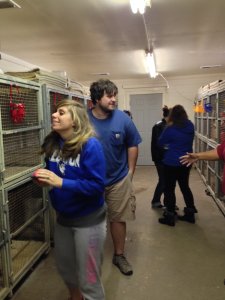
top-left (11, 166), bottom-right (225, 300)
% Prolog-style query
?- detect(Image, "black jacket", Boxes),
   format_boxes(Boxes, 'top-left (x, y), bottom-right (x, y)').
top-left (151, 119), bottom-right (167, 163)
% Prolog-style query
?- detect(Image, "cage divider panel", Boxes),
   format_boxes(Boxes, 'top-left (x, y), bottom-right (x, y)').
top-left (0, 189), bottom-right (11, 295)
top-left (208, 118), bottom-right (217, 141)
top-left (202, 118), bottom-right (207, 136)
top-left (0, 107), bottom-right (5, 176)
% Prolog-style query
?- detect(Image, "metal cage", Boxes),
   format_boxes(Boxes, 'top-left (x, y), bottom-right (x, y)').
top-left (0, 76), bottom-right (50, 298)
top-left (0, 77), bottom-right (44, 184)
top-left (42, 85), bottom-right (87, 130)
top-left (41, 85), bottom-right (87, 241)
top-left (0, 76), bottom-right (89, 297)
top-left (4, 178), bottom-right (49, 286)
top-left (196, 80), bottom-right (225, 215)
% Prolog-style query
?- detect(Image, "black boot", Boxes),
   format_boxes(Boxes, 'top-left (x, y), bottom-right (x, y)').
top-left (159, 211), bottom-right (176, 227)
top-left (178, 207), bottom-right (195, 224)
top-left (193, 206), bottom-right (198, 213)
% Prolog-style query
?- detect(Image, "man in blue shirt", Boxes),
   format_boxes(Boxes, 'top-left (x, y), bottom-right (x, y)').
top-left (89, 79), bottom-right (142, 276)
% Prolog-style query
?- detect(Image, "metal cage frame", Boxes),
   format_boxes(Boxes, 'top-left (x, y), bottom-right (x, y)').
top-left (195, 80), bottom-right (225, 215)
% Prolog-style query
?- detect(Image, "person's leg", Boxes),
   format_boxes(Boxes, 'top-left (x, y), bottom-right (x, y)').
top-left (110, 221), bottom-right (126, 255)
top-left (177, 166), bottom-right (196, 223)
top-left (105, 173), bottom-right (135, 275)
top-left (74, 220), bottom-right (106, 300)
top-left (110, 222), bottom-right (132, 275)
top-left (177, 166), bottom-right (195, 208)
top-left (54, 223), bottom-right (81, 300)
top-left (158, 165), bottom-right (177, 226)
top-left (163, 165), bottom-right (177, 212)
top-left (152, 163), bottom-right (164, 208)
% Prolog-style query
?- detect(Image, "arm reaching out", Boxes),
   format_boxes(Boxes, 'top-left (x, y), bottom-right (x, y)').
top-left (180, 149), bottom-right (220, 167)
top-left (180, 153), bottom-right (199, 167)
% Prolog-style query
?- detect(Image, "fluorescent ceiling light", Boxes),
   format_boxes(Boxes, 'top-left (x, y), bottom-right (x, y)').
top-left (146, 52), bottom-right (157, 78)
top-left (91, 72), bottom-right (110, 76)
top-left (0, 0), bottom-right (21, 9)
top-left (200, 65), bottom-right (222, 69)
top-left (130, 0), bottom-right (151, 15)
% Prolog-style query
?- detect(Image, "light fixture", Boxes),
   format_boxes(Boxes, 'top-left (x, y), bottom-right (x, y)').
top-left (130, 0), bottom-right (151, 15)
top-left (200, 65), bottom-right (222, 69)
top-left (0, 0), bottom-right (21, 9)
top-left (90, 72), bottom-right (110, 76)
top-left (146, 51), bottom-right (157, 78)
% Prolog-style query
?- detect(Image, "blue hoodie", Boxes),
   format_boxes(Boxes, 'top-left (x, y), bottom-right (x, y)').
top-left (46, 137), bottom-right (106, 218)
top-left (158, 120), bottom-right (194, 166)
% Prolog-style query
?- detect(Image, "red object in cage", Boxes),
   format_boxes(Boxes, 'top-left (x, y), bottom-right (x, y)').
top-left (9, 85), bottom-right (26, 124)
top-left (10, 102), bottom-right (26, 123)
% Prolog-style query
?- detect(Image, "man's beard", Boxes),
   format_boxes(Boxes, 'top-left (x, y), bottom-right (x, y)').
top-left (98, 103), bottom-right (115, 113)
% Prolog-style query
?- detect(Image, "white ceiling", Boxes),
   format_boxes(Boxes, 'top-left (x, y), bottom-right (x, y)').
top-left (0, 0), bottom-right (225, 82)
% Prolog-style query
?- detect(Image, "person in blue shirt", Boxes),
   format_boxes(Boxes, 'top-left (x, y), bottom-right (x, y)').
top-left (158, 104), bottom-right (197, 226)
top-left (34, 100), bottom-right (106, 300)
top-left (88, 79), bottom-right (142, 276)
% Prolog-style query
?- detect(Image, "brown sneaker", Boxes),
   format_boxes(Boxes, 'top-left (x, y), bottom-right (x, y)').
top-left (112, 254), bottom-right (133, 276)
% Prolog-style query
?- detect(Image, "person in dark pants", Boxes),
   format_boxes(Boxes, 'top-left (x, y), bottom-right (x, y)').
top-left (151, 106), bottom-right (170, 208)
top-left (158, 105), bottom-right (197, 226)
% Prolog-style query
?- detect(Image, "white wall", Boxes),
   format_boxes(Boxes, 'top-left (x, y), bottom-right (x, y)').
top-left (113, 73), bottom-right (225, 122)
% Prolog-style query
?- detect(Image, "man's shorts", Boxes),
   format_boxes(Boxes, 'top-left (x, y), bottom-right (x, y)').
top-left (105, 172), bottom-right (136, 222)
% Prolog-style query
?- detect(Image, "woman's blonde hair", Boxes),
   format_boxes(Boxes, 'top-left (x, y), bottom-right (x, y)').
top-left (41, 99), bottom-right (95, 159)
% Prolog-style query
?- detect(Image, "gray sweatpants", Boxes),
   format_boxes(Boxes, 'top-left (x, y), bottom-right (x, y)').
top-left (54, 220), bottom-right (106, 300)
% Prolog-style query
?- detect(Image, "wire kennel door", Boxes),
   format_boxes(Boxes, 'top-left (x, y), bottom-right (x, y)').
top-left (71, 95), bottom-right (85, 105)
top-left (4, 178), bottom-right (50, 288)
top-left (42, 84), bottom-right (87, 136)
top-left (0, 188), bottom-right (11, 300)
top-left (0, 77), bottom-right (44, 184)
top-left (42, 85), bottom-right (71, 135)
top-left (42, 86), bottom-right (86, 242)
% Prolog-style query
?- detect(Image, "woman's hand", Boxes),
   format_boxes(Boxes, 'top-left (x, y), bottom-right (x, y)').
top-left (33, 168), bottom-right (63, 188)
top-left (180, 152), bottom-right (199, 167)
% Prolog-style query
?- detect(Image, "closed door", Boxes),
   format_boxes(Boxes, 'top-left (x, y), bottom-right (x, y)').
top-left (130, 93), bottom-right (163, 165)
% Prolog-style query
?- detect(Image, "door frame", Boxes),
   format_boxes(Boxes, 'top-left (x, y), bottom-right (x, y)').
top-left (122, 86), bottom-right (168, 111)
top-left (121, 86), bottom-right (167, 165)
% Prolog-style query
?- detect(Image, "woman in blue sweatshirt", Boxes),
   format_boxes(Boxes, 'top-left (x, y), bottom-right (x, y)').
top-left (158, 105), bottom-right (197, 226)
top-left (34, 100), bottom-right (106, 300)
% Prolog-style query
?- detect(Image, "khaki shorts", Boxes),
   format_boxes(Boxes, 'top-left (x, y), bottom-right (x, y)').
top-left (105, 173), bottom-right (136, 222)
